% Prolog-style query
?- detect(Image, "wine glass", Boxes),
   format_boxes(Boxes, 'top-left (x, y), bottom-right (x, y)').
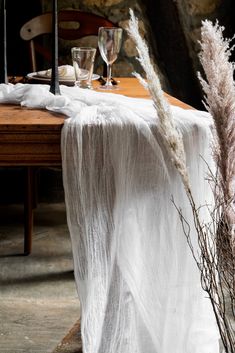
top-left (98, 27), bottom-right (123, 90)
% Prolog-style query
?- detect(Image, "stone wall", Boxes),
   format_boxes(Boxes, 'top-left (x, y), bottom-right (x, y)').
top-left (143, 0), bottom-right (234, 107)
top-left (176, 0), bottom-right (234, 78)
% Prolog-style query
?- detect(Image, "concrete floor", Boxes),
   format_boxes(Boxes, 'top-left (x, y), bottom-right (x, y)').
top-left (0, 202), bottom-right (233, 353)
top-left (0, 203), bottom-right (80, 353)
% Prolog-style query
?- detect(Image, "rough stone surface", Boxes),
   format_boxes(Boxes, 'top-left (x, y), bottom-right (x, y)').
top-left (0, 203), bottom-right (80, 353)
top-left (184, 0), bottom-right (222, 16)
top-left (83, 0), bottom-right (123, 6)
top-left (111, 60), bottom-right (135, 76)
top-left (176, 0), bottom-right (234, 76)
top-left (123, 38), bottom-right (138, 57)
top-left (119, 18), bottom-right (146, 36)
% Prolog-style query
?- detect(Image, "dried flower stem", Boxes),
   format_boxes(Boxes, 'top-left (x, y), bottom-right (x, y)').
top-left (198, 20), bottom-right (235, 231)
top-left (128, 9), bottom-right (190, 192)
top-left (128, 10), bottom-right (235, 353)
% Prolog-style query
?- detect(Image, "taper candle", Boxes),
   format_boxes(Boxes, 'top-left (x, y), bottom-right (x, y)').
top-left (0, 0), bottom-right (8, 83)
top-left (50, 0), bottom-right (60, 95)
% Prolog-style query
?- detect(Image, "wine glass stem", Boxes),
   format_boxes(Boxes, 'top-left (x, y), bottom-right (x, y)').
top-left (106, 64), bottom-right (112, 86)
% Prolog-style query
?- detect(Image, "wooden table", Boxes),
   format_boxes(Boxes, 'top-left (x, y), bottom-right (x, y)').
top-left (0, 78), bottom-right (192, 254)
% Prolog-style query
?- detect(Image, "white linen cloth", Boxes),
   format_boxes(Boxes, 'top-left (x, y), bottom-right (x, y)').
top-left (0, 83), bottom-right (219, 353)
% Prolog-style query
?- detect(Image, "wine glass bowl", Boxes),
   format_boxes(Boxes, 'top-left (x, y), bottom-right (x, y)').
top-left (98, 27), bottom-right (123, 89)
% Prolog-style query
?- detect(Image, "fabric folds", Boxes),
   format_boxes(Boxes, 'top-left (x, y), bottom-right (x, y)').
top-left (0, 83), bottom-right (219, 353)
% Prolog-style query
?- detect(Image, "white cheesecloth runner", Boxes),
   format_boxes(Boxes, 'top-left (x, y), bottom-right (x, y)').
top-left (0, 83), bottom-right (219, 353)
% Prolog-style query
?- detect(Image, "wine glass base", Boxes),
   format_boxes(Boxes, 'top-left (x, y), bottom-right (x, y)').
top-left (97, 85), bottom-right (120, 91)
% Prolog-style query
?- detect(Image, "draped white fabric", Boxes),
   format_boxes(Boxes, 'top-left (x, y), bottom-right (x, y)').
top-left (0, 83), bottom-right (219, 353)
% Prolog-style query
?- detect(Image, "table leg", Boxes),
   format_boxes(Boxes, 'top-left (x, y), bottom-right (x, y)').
top-left (24, 166), bottom-right (37, 255)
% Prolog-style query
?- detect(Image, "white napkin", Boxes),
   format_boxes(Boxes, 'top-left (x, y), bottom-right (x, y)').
top-left (37, 65), bottom-right (75, 80)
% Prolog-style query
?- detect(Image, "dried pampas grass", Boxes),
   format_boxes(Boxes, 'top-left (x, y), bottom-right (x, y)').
top-left (128, 9), bottom-right (235, 353)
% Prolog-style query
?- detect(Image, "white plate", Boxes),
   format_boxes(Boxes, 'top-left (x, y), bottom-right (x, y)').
top-left (26, 72), bottom-right (100, 86)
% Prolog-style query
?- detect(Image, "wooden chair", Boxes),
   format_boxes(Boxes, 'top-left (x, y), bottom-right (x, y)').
top-left (20, 10), bottom-right (115, 72)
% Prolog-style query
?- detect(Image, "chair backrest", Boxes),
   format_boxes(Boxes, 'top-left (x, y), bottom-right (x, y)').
top-left (20, 10), bottom-right (115, 72)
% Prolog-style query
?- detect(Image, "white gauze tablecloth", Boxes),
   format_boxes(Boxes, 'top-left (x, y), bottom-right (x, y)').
top-left (0, 83), bottom-right (219, 353)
